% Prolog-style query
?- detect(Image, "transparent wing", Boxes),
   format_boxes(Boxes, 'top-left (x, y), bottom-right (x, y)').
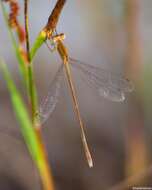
top-left (70, 58), bottom-right (133, 102)
top-left (38, 64), bottom-right (64, 124)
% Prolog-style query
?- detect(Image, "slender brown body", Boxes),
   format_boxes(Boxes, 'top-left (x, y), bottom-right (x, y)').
top-left (56, 39), bottom-right (93, 167)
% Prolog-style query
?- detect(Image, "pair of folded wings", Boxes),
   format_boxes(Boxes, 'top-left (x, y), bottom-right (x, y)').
top-left (39, 58), bottom-right (133, 124)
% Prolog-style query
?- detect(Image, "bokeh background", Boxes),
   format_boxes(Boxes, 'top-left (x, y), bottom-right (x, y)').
top-left (1, 0), bottom-right (152, 189)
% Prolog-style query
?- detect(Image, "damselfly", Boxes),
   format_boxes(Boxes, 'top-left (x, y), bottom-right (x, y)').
top-left (38, 33), bottom-right (133, 167)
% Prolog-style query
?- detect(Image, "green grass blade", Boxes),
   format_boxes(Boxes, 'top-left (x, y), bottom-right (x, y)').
top-left (27, 64), bottom-right (38, 123)
top-left (0, 61), bottom-right (55, 190)
top-left (30, 30), bottom-right (47, 60)
top-left (1, 61), bottom-right (40, 166)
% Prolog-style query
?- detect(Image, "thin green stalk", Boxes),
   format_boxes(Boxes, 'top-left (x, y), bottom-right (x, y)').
top-left (24, 0), bottom-right (36, 127)
top-left (27, 65), bottom-right (37, 122)
top-left (24, 2), bottom-right (55, 190)
top-left (24, 0), bottom-right (37, 123)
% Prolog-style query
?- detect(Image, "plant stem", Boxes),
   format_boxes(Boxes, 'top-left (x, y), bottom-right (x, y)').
top-left (24, 0), bottom-right (37, 122)
top-left (24, 1), bottom-right (55, 190)
top-left (35, 127), bottom-right (55, 190)
top-left (0, 1), bottom-right (28, 84)
top-left (24, 0), bottom-right (31, 63)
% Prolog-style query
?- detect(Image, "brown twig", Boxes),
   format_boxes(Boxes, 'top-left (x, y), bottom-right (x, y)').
top-left (24, 0), bottom-right (31, 62)
top-left (44, 0), bottom-right (67, 38)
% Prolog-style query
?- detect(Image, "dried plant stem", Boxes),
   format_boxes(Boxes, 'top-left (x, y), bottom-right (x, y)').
top-left (109, 165), bottom-right (152, 190)
top-left (124, 0), bottom-right (147, 179)
top-left (24, 0), bottom-right (31, 62)
top-left (45, 0), bottom-right (67, 37)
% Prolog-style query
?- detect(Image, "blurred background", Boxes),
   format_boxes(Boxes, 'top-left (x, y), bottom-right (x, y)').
top-left (0, 0), bottom-right (152, 189)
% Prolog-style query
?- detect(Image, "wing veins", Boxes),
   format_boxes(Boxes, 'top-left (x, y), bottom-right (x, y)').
top-left (39, 64), bottom-right (64, 124)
